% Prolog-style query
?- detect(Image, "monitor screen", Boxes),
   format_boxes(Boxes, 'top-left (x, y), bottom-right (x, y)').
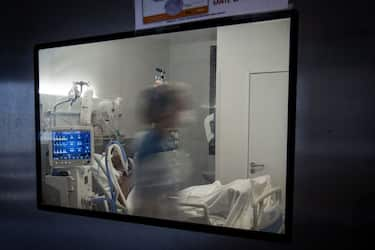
top-left (51, 130), bottom-right (91, 162)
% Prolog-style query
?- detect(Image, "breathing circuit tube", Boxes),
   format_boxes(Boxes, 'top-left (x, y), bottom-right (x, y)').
top-left (104, 153), bottom-right (118, 213)
top-left (108, 140), bottom-right (130, 175)
top-left (104, 141), bottom-right (129, 212)
top-left (92, 141), bottom-right (130, 213)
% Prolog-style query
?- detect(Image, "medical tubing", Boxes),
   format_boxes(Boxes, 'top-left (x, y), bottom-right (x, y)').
top-left (109, 140), bottom-right (129, 173)
top-left (107, 143), bottom-right (127, 207)
top-left (95, 154), bottom-right (117, 212)
top-left (104, 145), bottom-right (118, 212)
top-left (106, 141), bottom-right (128, 207)
top-left (111, 141), bottom-right (128, 161)
top-left (93, 155), bottom-right (114, 206)
top-left (51, 98), bottom-right (74, 126)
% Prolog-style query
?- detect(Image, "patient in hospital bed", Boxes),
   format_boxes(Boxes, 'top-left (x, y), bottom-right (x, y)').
top-left (91, 149), bottom-right (134, 211)
top-left (176, 175), bottom-right (284, 232)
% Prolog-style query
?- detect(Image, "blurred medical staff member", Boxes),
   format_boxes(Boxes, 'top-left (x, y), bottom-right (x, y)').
top-left (130, 83), bottom-right (192, 220)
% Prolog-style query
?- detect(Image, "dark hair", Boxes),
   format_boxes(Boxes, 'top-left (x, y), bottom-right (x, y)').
top-left (137, 84), bottom-right (179, 124)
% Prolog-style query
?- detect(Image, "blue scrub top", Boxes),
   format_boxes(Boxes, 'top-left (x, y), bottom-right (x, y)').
top-left (136, 129), bottom-right (177, 162)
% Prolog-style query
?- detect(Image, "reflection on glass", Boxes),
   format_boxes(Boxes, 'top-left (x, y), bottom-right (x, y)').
top-left (38, 17), bottom-right (291, 234)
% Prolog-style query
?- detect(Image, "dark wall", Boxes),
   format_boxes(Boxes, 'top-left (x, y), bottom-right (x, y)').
top-left (0, 1), bottom-right (373, 249)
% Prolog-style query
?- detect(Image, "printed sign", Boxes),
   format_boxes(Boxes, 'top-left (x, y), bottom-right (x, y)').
top-left (143, 0), bottom-right (209, 24)
top-left (135, 0), bottom-right (290, 30)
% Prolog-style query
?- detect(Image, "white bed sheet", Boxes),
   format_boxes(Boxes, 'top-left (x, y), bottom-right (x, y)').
top-left (177, 175), bottom-right (280, 230)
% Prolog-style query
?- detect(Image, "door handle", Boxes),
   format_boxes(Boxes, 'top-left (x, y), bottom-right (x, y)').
top-left (250, 162), bottom-right (265, 168)
top-left (249, 162), bottom-right (265, 174)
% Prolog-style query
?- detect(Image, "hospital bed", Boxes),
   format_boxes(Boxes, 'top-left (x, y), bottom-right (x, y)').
top-left (173, 175), bottom-right (284, 233)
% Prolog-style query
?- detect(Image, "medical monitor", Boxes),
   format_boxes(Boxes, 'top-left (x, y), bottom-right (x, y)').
top-left (35, 10), bottom-right (297, 241)
top-left (49, 127), bottom-right (93, 167)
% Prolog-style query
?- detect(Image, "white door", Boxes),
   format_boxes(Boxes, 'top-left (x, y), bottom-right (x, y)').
top-left (248, 71), bottom-right (289, 201)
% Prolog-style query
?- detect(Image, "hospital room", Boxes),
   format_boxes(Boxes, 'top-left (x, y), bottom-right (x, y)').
top-left (37, 17), bottom-right (291, 234)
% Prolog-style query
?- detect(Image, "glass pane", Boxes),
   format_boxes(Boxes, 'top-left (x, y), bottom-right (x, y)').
top-left (38, 17), bottom-right (291, 234)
